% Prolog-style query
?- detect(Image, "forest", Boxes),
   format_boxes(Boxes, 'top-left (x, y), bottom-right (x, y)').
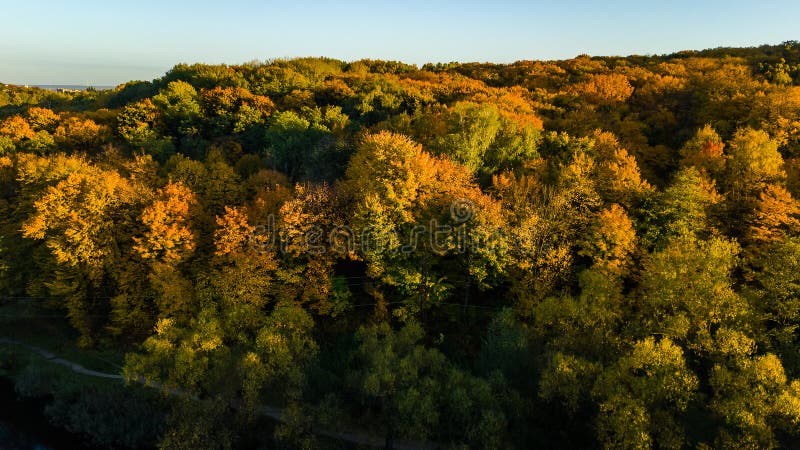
top-left (2, 41), bottom-right (800, 449)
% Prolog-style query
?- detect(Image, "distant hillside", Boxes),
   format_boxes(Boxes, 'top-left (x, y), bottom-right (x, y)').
top-left (34, 85), bottom-right (115, 91)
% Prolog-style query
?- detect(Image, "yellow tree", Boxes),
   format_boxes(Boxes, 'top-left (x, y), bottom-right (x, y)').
top-left (571, 73), bottom-right (635, 105)
top-left (22, 169), bottom-right (134, 281)
top-left (0, 116), bottom-right (35, 151)
top-left (592, 337), bottom-right (699, 449)
top-left (211, 205), bottom-right (279, 335)
top-left (54, 116), bottom-right (109, 152)
top-left (725, 127), bottom-right (785, 197)
top-left (26, 107), bottom-right (60, 132)
top-left (637, 235), bottom-right (748, 358)
top-left (680, 125), bottom-right (727, 179)
top-left (133, 181), bottom-right (199, 320)
top-left (134, 181), bottom-right (198, 265)
top-left (277, 183), bottom-right (343, 312)
top-left (346, 131), bottom-right (507, 315)
top-left (644, 167), bottom-right (723, 248)
top-left (1, 113), bottom-right (57, 154)
top-left (496, 145), bottom-right (602, 314)
top-left (592, 130), bottom-right (652, 208)
top-left (710, 352), bottom-right (800, 448)
top-left (747, 184), bottom-right (800, 248)
top-left (578, 204), bottom-right (637, 277)
top-left (0, 115), bottom-right (35, 139)
top-left (21, 163), bottom-right (139, 345)
top-left (116, 98), bottom-right (160, 146)
top-left (721, 128), bottom-right (787, 238)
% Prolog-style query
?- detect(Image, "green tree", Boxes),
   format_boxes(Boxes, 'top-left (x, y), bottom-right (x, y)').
top-left (592, 337), bottom-right (698, 450)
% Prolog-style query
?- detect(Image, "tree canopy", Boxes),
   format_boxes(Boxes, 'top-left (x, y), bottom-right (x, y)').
top-left (3, 45), bottom-right (800, 448)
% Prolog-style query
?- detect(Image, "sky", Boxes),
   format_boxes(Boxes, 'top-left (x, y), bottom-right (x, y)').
top-left (0, 0), bottom-right (798, 86)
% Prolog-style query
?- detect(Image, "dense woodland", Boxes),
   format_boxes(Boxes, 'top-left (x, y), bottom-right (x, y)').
top-left (2, 42), bottom-right (800, 449)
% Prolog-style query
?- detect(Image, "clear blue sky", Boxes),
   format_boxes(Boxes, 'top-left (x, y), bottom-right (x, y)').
top-left (0, 0), bottom-right (798, 86)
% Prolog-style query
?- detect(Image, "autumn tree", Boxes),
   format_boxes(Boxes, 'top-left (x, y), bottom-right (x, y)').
top-left (198, 86), bottom-right (274, 136)
top-left (680, 124), bottom-right (727, 179)
top-left (20, 159), bottom-right (141, 345)
top-left (748, 237), bottom-right (800, 374)
top-left (276, 183), bottom-right (346, 313)
top-left (592, 130), bottom-right (652, 208)
top-left (209, 205), bottom-right (279, 336)
top-left (26, 107), bottom-right (60, 132)
top-left (725, 127), bottom-right (785, 197)
top-left (592, 337), bottom-right (698, 449)
top-left (418, 101), bottom-right (541, 176)
top-left (570, 73), bottom-right (635, 106)
top-left (132, 181), bottom-right (199, 321)
top-left (346, 131), bottom-right (507, 317)
top-left (746, 184), bottom-right (800, 248)
top-left (578, 204), bottom-right (637, 277)
top-left (54, 116), bottom-right (109, 152)
top-left (642, 167), bottom-right (722, 248)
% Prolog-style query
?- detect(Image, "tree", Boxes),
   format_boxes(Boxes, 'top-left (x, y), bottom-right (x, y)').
top-left (504, 145), bottom-right (603, 312)
top-left (578, 204), bottom-right (637, 277)
top-left (0, 115), bottom-right (35, 142)
top-left (54, 116), bottom-right (109, 152)
top-left (642, 167), bottom-right (722, 248)
top-left (117, 98), bottom-right (160, 144)
top-left (348, 321), bottom-right (449, 447)
top-left (749, 237), bottom-right (800, 374)
top-left (570, 73), bottom-right (634, 105)
top-left (680, 125), bottom-right (727, 179)
top-left (637, 235), bottom-right (748, 358)
top-left (210, 205), bottom-right (278, 331)
top-left (746, 184), bottom-right (800, 247)
top-left (592, 131), bottom-right (652, 208)
top-left (134, 181), bottom-right (198, 265)
top-left (125, 303), bottom-right (318, 447)
top-left (132, 181), bottom-right (199, 321)
top-left (403, 101), bottom-right (541, 177)
top-left (346, 131), bottom-right (507, 315)
top-left (202, 149), bottom-right (242, 217)
top-left (198, 87), bottom-right (274, 136)
top-left (263, 110), bottom-right (329, 179)
top-left (21, 161), bottom-right (141, 345)
top-left (152, 80), bottom-right (202, 137)
top-left (243, 305), bottom-right (318, 406)
top-left (725, 127), bottom-right (785, 197)
top-left (276, 183), bottom-right (342, 312)
top-left (26, 107), bottom-right (60, 132)
top-left (533, 269), bottom-right (627, 372)
top-left (710, 353), bottom-right (800, 448)
top-left (592, 337), bottom-right (698, 450)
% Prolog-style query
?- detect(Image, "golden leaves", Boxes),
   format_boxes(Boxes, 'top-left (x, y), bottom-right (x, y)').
top-left (0, 116), bottom-right (35, 141)
top-left (214, 205), bottom-right (254, 257)
top-left (748, 185), bottom-right (800, 246)
top-left (580, 204), bottom-right (637, 276)
top-left (680, 125), bottom-right (727, 178)
top-left (134, 181), bottom-right (198, 264)
top-left (54, 116), bottom-right (109, 150)
top-left (26, 107), bottom-right (59, 131)
top-left (21, 166), bottom-right (135, 281)
top-left (571, 73), bottom-right (634, 104)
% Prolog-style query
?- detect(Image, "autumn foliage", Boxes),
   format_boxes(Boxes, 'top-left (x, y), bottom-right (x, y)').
top-left (3, 44), bottom-right (800, 448)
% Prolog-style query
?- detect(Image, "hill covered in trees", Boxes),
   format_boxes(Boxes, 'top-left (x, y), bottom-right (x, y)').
top-left (2, 42), bottom-right (800, 449)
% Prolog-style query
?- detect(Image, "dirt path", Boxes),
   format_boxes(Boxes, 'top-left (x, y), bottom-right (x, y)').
top-left (0, 337), bottom-right (437, 450)
top-left (0, 338), bottom-right (123, 380)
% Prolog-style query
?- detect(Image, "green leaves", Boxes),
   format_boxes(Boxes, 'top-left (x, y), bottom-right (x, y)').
top-left (349, 321), bottom-right (508, 446)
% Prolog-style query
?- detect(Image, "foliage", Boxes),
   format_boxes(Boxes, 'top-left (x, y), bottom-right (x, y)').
top-left (3, 47), bottom-right (800, 448)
